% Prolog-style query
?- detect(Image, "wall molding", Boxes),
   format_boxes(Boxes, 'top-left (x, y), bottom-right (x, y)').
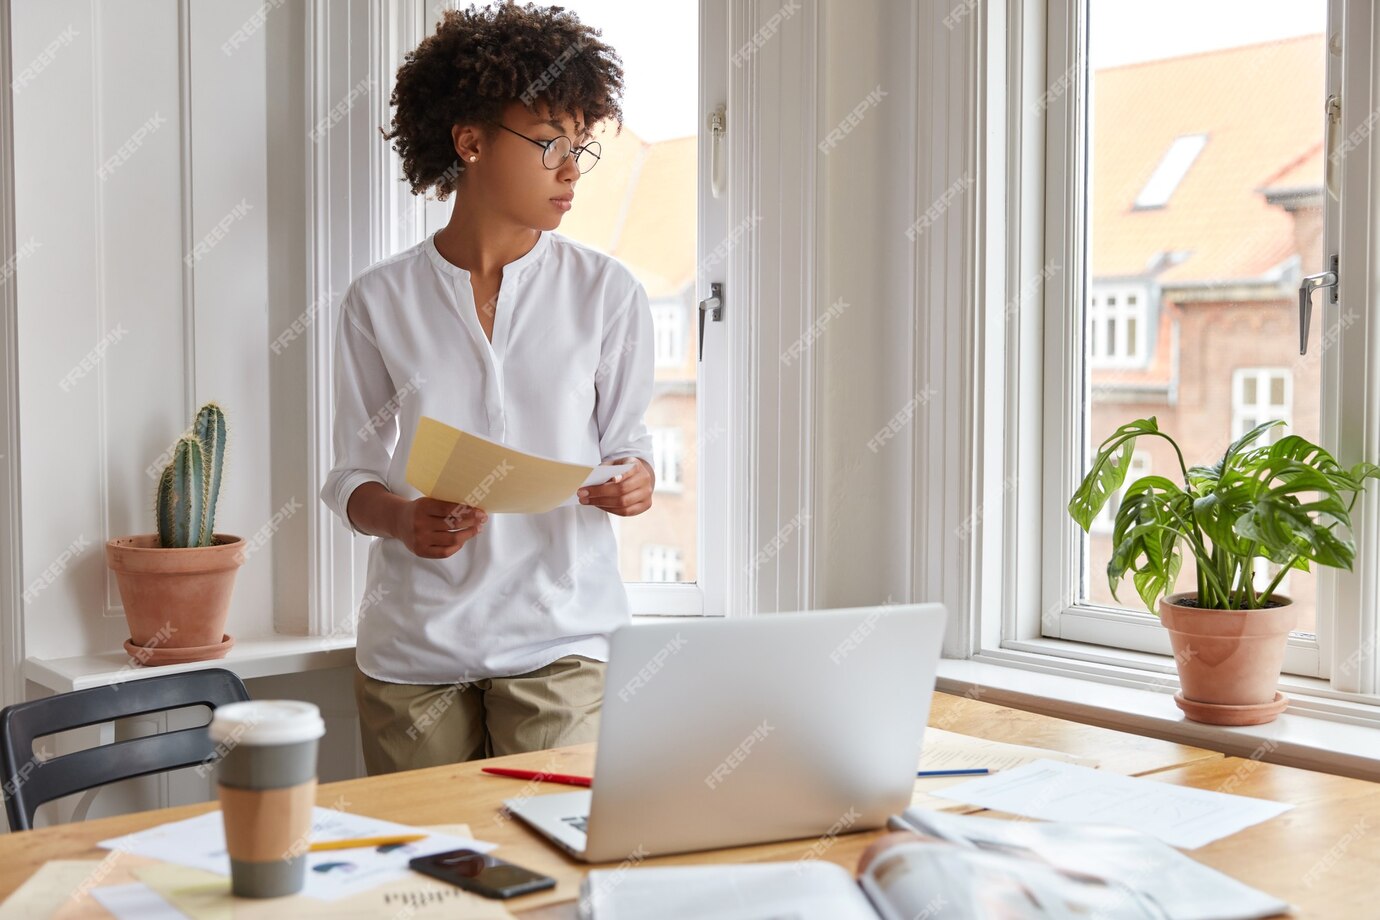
top-left (910, 0), bottom-right (982, 654)
top-left (307, 0), bottom-right (391, 636)
top-left (0, 0), bottom-right (24, 709)
top-left (725, 0), bottom-right (820, 615)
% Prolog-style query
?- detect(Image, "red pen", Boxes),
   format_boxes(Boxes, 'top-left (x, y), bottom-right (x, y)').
top-left (482, 766), bottom-right (592, 787)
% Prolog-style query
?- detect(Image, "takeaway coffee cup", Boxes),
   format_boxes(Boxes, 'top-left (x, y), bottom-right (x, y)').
top-left (208, 700), bottom-right (326, 898)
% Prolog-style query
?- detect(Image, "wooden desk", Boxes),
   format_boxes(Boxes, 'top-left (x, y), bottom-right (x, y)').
top-left (1143, 757), bottom-right (1380, 914)
top-left (0, 693), bottom-right (1228, 917)
top-left (967, 756), bottom-right (1380, 919)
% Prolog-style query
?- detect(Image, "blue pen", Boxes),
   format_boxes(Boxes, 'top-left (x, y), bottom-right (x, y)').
top-left (917, 768), bottom-right (991, 777)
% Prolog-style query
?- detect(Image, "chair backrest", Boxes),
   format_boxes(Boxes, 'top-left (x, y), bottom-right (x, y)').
top-left (0, 668), bottom-right (250, 831)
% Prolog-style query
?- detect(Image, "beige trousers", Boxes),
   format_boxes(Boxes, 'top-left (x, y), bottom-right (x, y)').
top-left (352, 655), bottom-right (606, 775)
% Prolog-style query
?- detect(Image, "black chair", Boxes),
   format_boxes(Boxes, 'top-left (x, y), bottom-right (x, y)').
top-left (0, 667), bottom-right (250, 831)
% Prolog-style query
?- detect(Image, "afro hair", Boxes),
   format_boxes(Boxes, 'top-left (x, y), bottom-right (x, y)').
top-left (382, 1), bottom-right (626, 201)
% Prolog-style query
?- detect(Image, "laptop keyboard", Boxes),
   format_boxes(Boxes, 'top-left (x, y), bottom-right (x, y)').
top-left (561, 815), bottom-right (590, 835)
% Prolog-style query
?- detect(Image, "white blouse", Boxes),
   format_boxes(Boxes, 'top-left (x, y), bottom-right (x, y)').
top-left (320, 229), bottom-right (654, 684)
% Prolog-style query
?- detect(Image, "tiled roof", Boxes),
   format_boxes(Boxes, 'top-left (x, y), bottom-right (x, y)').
top-left (556, 126), bottom-right (696, 299)
top-left (1259, 142), bottom-right (1325, 204)
top-left (1090, 34), bottom-right (1324, 285)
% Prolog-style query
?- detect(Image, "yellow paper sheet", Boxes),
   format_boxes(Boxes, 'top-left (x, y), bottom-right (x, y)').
top-left (911, 728), bottom-right (1101, 811)
top-left (405, 416), bottom-right (628, 513)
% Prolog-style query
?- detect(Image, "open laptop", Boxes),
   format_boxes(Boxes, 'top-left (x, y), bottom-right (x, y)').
top-left (503, 603), bottom-right (947, 863)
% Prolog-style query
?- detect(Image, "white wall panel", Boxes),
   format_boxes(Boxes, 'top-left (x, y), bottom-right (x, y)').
top-left (11, 0), bottom-right (311, 662)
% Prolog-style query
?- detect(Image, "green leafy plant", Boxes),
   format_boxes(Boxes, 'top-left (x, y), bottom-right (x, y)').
top-left (155, 402), bottom-right (228, 548)
top-left (1069, 417), bottom-right (1380, 612)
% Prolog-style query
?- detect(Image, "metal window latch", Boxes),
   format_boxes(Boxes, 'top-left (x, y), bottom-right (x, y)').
top-left (709, 105), bottom-right (726, 200)
top-left (1298, 254), bottom-right (1338, 355)
top-left (698, 282), bottom-right (723, 362)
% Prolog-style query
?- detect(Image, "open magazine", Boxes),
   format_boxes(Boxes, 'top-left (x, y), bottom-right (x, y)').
top-left (576, 808), bottom-right (1292, 920)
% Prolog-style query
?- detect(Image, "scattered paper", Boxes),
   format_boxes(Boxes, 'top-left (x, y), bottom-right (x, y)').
top-left (89, 882), bottom-right (187, 920)
top-left (912, 728), bottom-right (1101, 811)
top-left (933, 759), bottom-right (1293, 849)
top-left (404, 415), bottom-right (632, 513)
top-left (131, 823), bottom-right (512, 919)
top-left (579, 862), bottom-right (877, 920)
top-left (134, 862), bottom-right (514, 920)
top-left (98, 808), bottom-right (497, 901)
top-left (0, 855), bottom-right (166, 920)
top-left (896, 809), bottom-right (1292, 920)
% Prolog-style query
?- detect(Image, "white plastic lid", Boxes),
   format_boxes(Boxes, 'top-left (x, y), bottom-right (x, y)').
top-left (208, 700), bottom-right (325, 746)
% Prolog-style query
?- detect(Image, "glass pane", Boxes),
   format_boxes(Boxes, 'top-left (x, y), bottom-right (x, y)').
top-left (1082, 1), bottom-right (1326, 634)
top-left (537, 0), bottom-right (699, 584)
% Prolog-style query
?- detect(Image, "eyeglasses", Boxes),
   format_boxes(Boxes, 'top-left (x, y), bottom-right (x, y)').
top-left (491, 122), bottom-right (602, 174)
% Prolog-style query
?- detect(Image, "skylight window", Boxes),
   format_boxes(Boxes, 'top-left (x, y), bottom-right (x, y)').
top-left (1133, 134), bottom-right (1208, 209)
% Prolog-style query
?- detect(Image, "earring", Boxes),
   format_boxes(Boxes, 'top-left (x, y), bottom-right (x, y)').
top-left (468, 155), bottom-right (477, 162)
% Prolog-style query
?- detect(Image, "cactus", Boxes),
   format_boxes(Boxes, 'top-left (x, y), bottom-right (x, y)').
top-left (156, 436), bottom-right (206, 548)
top-left (154, 402), bottom-right (228, 548)
top-left (194, 403), bottom-right (227, 545)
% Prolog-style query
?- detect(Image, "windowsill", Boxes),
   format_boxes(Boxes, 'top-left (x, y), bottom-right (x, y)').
top-left (24, 634), bottom-right (357, 694)
top-left (24, 615), bottom-right (697, 694)
top-left (938, 653), bottom-right (1380, 782)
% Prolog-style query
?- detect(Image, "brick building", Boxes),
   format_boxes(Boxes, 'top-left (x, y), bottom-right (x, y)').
top-left (556, 128), bottom-right (700, 584)
top-left (1085, 36), bottom-right (1326, 630)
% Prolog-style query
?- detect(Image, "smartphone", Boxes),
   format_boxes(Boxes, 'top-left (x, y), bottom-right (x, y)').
top-left (409, 848), bottom-right (557, 899)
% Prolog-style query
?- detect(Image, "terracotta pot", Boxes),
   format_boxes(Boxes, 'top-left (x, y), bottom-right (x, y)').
top-left (106, 534), bottom-right (245, 661)
top-left (1159, 592), bottom-right (1295, 725)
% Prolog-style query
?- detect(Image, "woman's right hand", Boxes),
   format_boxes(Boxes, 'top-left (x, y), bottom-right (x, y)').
top-left (393, 496), bottom-right (488, 558)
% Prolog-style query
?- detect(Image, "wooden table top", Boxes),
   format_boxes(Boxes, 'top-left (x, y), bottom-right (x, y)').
top-left (1142, 756), bottom-right (1380, 916)
top-left (0, 692), bottom-right (1231, 917)
top-left (967, 755), bottom-right (1380, 920)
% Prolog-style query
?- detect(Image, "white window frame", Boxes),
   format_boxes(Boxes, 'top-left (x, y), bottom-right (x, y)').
top-left (1231, 367), bottom-right (1292, 442)
top-left (650, 426), bottom-right (684, 493)
top-left (651, 299), bottom-right (685, 368)
top-left (959, 0), bottom-right (1380, 721)
top-left (1087, 284), bottom-right (1148, 367)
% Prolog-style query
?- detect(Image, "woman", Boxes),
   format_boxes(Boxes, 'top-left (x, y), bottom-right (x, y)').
top-left (320, 1), bottom-right (655, 775)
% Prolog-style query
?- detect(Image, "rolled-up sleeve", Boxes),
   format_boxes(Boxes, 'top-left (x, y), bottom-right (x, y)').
top-left (594, 281), bottom-right (655, 468)
top-left (319, 287), bottom-right (397, 536)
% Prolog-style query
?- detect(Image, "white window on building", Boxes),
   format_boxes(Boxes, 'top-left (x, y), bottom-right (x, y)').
top-left (1232, 368), bottom-right (1292, 443)
top-left (651, 427), bottom-right (683, 492)
top-left (641, 544), bottom-right (683, 583)
top-left (1087, 286), bottom-right (1149, 367)
top-left (1134, 133), bottom-right (1208, 209)
top-left (1091, 450), bottom-right (1150, 533)
top-left (651, 301), bottom-right (685, 367)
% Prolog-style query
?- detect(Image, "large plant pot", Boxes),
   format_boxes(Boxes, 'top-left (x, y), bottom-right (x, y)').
top-left (1159, 592), bottom-right (1295, 725)
top-left (106, 534), bottom-right (245, 665)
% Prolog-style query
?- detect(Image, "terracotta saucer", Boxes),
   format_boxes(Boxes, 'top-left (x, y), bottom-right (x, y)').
top-left (1174, 690), bottom-right (1288, 726)
top-left (123, 633), bottom-right (234, 667)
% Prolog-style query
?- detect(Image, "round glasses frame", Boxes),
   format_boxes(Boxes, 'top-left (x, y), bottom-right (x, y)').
top-left (492, 122), bottom-right (602, 174)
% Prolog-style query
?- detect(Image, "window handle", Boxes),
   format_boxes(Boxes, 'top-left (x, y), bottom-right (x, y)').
top-left (708, 105), bottom-right (726, 200)
top-left (1298, 256), bottom-right (1338, 355)
top-left (697, 282), bottom-right (723, 362)
top-left (1325, 94), bottom-right (1341, 203)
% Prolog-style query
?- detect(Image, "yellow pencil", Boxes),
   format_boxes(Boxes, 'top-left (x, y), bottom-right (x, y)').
top-left (308, 833), bottom-right (427, 852)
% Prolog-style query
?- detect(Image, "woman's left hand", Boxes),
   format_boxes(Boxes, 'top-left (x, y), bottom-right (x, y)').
top-left (578, 459), bottom-right (654, 516)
